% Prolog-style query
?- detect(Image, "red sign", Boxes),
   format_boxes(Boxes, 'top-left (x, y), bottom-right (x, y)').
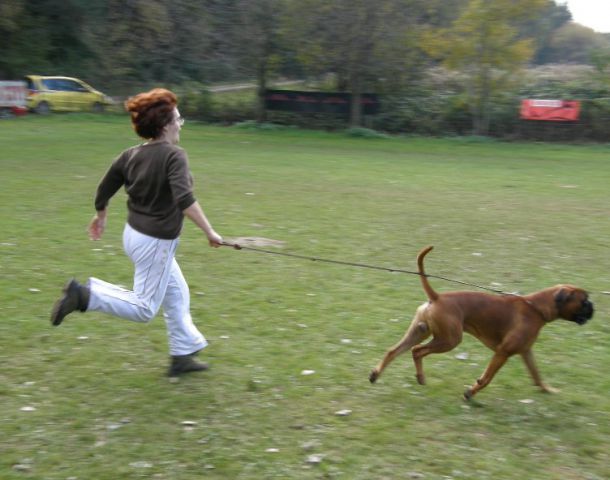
top-left (520, 99), bottom-right (580, 121)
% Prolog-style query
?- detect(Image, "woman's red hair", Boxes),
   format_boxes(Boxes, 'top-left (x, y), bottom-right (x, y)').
top-left (124, 88), bottom-right (178, 139)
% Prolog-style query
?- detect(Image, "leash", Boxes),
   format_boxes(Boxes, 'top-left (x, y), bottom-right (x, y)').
top-left (221, 242), bottom-right (511, 296)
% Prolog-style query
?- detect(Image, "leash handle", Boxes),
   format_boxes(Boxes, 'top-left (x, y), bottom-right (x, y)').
top-left (221, 241), bottom-right (242, 250)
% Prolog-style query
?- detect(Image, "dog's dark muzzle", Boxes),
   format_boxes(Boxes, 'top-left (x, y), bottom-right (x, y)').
top-left (574, 300), bottom-right (594, 325)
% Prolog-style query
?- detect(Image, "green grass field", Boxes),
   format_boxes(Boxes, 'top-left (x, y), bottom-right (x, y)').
top-left (1, 115), bottom-right (609, 479)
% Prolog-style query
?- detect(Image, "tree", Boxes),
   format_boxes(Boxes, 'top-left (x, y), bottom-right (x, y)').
top-left (545, 23), bottom-right (608, 64)
top-left (0, 0), bottom-right (28, 77)
top-left (422, 0), bottom-right (547, 135)
top-left (527, 0), bottom-right (572, 65)
top-left (0, 0), bottom-right (90, 78)
top-left (591, 47), bottom-right (610, 90)
top-left (284, 0), bottom-right (425, 126)
top-left (233, 0), bottom-right (286, 122)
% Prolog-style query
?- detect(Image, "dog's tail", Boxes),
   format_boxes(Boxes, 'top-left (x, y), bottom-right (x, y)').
top-left (417, 246), bottom-right (439, 302)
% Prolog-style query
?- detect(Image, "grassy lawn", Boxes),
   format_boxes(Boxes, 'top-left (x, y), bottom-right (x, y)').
top-left (1, 114), bottom-right (609, 479)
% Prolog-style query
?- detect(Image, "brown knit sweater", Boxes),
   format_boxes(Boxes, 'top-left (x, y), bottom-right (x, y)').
top-left (94, 142), bottom-right (196, 239)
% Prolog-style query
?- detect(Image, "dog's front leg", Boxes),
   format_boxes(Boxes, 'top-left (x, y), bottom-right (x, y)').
top-left (521, 350), bottom-right (560, 394)
top-left (464, 353), bottom-right (509, 400)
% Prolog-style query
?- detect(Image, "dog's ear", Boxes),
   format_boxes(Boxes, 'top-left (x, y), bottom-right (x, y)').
top-left (554, 288), bottom-right (573, 307)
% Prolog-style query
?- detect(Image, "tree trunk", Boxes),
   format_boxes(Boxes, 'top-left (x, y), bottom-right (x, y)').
top-left (257, 60), bottom-right (267, 123)
top-left (256, 58), bottom-right (267, 123)
top-left (350, 92), bottom-right (362, 127)
top-left (473, 66), bottom-right (491, 136)
top-left (349, 75), bottom-right (362, 127)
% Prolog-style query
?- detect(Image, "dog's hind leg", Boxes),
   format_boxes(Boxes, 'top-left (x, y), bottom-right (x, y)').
top-left (411, 335), bottom-right (462, 385)
top-left (369, 310), bottom-right (431, 383)
top-left (411, 316), bottom-right (463, 385)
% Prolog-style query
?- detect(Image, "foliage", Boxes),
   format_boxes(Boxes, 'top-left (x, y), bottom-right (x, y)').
top-left (233, 0), bottom-right (287, 121)
top-left (591, 47), bottom-right (610, 84)
top-left (421, 0), bottom-right (548, 135)
top-left (343, 127), bottom-right (389, 139)
top-left (367, 64), bottom-right (610, 140)
top-left (233, 120), bottom-right (295, 131)
top-left (1, 0), bottom-right (607, 90)
top-left (1, 116), bottom-right (610, 479)
top-left (208, 90), bottom-right (259, 124)
top-left (173, 82), bottom-right (214, 120)
top-left (282, 0), bottom-right (427, 125)
top-left (527, 0), bottom-right (573, 65)
top-left (2, 1), bottom-right (610, 133)
top-left (545, 23), bottom-right (609, 64)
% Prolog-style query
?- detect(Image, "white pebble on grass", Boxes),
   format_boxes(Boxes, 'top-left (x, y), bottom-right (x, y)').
top-left (306, 454), bottom-right (324, 465)
top-left (335, 409), bottom-right (352, 416)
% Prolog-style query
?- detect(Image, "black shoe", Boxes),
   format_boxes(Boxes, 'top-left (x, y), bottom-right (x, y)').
top-left (50, 279), bottom-right (90, 326)
top-left (168, 354), bottom-right (209, 377)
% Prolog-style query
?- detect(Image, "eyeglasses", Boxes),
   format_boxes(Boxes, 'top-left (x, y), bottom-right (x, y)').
top-left (176, 116), bottom-right (185, 126)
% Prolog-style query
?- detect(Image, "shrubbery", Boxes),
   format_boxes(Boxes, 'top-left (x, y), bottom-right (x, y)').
top-left (370, 65), bottom-right (610, 141)
top-left (172, 82), bottom-right (214, 121)
top-left (183, 65), bottom-right (610, 141)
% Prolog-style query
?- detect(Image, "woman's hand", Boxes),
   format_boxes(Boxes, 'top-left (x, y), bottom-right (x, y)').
top-left (207, 229), bottom-right (223, 248)
top-left (88, 211), bottom-right (107, 240)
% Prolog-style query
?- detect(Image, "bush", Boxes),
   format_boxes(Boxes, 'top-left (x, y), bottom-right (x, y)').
top-left (198, 65), bottom-right (610, 141)
top-left (173, 82), bottom-right (213, 121)
top-left (581, 97), bottom-right (610, 141)
top-left (266, 111), bottom-right (349, 130)
top-left (233, 120), bottom-right (295, 131)
top-left (344, 127), bottom-right (388, 139)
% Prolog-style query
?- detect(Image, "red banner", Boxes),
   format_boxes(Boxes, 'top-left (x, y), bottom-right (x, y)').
top-left (520, 99), bottom-right (580, 122)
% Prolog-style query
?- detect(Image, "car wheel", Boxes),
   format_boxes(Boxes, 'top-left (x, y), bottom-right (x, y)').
top-left (92, 102), bottom-right (105, 113)
top-left (35, 101), bottom-right (51, 115)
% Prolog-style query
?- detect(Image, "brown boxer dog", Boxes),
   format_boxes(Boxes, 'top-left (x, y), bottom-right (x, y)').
top-left (369, 246), bottom-right (594, 400)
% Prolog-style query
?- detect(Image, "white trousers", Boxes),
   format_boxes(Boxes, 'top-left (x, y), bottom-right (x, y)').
top-left (87, 224), bottom-right (207, 356)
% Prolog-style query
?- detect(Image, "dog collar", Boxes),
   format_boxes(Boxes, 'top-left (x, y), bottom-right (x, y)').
top-left (521, 298), bottom-right (548, 322)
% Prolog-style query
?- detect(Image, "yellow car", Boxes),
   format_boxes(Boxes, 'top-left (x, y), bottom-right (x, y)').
top-left (25, 75), bottom-right (113, 114)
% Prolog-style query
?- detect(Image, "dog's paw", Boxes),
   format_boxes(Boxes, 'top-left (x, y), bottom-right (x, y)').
top-left (369, 370), bottom-right (379, 383)
top-left (540, 385), bottom-right (560, 394)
